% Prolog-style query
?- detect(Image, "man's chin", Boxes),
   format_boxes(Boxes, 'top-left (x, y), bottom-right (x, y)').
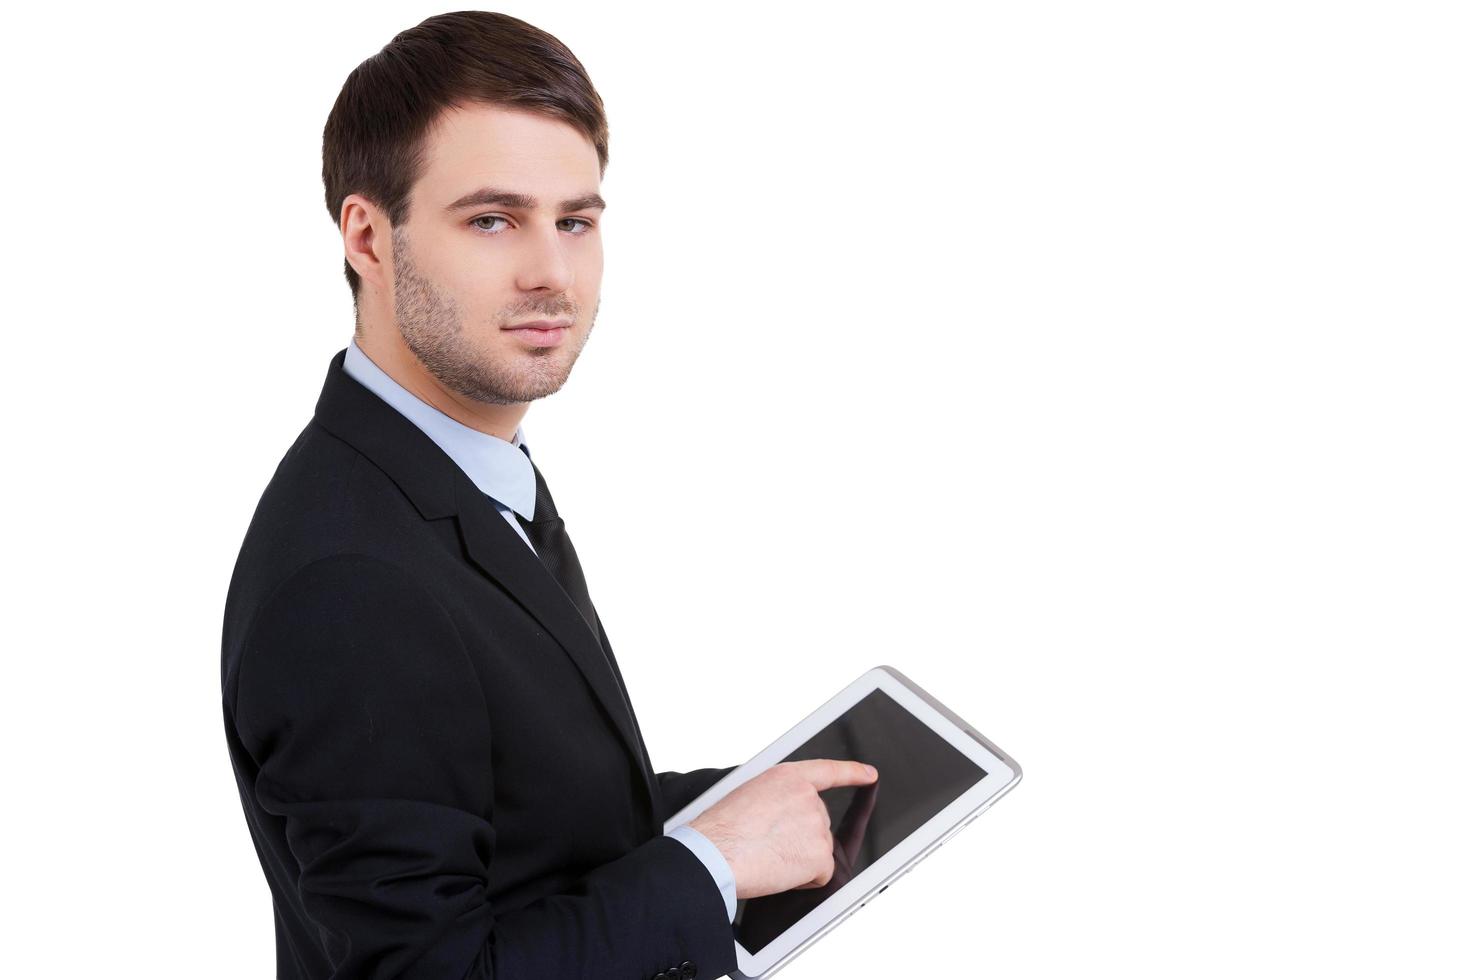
top-left (454, 373), bottom-right (573, 405)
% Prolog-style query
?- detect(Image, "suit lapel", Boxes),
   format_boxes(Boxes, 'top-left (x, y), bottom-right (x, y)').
top-left (311, 347), bottom-right (661, 827)
top-left (454, 475), bottom-right (660, 821)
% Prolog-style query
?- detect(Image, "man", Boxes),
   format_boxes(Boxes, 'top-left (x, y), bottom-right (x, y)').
top-left (221, 11), bottom-right (877, 980)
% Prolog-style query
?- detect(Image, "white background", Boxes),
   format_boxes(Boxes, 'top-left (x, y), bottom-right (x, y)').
top-left (3, 1), bottom-right (1468, 977)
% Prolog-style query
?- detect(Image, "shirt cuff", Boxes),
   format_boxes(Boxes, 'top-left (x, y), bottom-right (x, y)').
top-left (665, 824), bottom-right (737, 922)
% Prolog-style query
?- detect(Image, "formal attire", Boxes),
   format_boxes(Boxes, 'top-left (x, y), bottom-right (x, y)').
top-left (220, 344), bottom-right (739, 980)
top-left (338, 339), bottom-right (737, 920)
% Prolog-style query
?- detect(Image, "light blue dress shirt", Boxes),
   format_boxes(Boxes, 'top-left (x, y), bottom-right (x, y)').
top-left (341, 338), bottom-right (738, 923)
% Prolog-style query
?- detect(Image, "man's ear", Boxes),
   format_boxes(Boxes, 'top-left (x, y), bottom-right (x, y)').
top-left (341, 194), bottom-right (391, 293)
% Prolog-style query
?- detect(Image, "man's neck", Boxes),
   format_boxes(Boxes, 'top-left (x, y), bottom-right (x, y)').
top-left (355, 331), bottom-right (529, 443)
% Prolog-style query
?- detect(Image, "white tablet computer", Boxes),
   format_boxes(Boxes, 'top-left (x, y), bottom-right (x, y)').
top-left (664, 664), bottom-right (1022, 980)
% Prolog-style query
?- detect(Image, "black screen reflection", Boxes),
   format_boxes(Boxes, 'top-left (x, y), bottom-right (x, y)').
top-left (734, 688), bottom-right (987, 953)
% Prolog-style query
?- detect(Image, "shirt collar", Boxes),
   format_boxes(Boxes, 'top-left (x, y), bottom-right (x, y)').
top-left (341, 338), bottom-right (537, 521)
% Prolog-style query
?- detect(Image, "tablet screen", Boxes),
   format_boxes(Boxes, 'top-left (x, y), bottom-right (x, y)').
top-left (733, 687), bottom-right (988, 954)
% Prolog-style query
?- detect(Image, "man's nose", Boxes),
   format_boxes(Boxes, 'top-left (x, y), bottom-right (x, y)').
top-left (513, 224), bottom-right (576, 293)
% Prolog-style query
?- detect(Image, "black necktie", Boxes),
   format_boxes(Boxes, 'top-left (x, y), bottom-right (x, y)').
top-left (513, 448), bottom-right (636, 724)
top-left (514, 453), bottom-right (599, 633)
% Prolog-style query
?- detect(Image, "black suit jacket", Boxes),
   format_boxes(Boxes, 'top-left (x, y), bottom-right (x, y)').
top-left (221, 348), bottom-right (738, 980)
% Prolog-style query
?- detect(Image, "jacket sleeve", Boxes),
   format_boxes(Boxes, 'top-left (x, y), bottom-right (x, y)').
top-left (656, 767), bottom-right (740, 821)
top-left (232, 553), bottom-right (737, 980)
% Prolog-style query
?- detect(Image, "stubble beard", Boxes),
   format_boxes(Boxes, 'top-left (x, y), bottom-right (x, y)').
top-left (391, 226), bottom-right (593, 406)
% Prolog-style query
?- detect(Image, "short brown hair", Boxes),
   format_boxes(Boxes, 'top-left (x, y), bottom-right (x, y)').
top-left (322, 11), bottom-right (609, 305)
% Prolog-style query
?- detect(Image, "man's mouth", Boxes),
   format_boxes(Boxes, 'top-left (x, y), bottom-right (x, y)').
top-left (503, 320), bottom-right (571, 347)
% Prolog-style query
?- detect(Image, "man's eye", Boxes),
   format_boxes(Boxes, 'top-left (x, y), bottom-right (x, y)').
top-left (469, 215), bottom-right (595, 235)
top-left (470, 215), bottom-right (509, 233)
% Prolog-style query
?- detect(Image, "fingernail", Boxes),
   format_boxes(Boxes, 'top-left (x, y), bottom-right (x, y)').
top-left (866, 765), bottom-right (878, 779)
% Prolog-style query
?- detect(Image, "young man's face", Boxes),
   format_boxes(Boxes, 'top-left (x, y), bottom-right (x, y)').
top-left (391, 102), bottom-right (605, 406)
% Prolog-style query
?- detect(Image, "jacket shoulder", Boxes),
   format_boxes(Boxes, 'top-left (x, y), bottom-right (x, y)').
top-left (220, 419), bottom-right (460, 689)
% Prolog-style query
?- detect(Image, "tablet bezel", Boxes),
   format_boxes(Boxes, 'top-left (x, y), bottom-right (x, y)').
top-left (663, 663), bottom-right (1022, 980)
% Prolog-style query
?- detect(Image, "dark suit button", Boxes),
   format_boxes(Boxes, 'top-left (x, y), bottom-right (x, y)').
top-left (680, 961), bottom-right (697, 978)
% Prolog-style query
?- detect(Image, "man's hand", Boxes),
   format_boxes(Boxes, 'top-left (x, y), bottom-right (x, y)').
top-left (688, 759), bottom-right (878, 899)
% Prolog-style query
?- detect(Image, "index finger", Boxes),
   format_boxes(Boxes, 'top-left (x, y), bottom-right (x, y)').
top-left (790, 758), bottom-right (878, 791)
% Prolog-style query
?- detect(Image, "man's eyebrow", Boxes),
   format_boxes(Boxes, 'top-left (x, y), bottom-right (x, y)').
top-left (443, 187), bottom-right (607, 214)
